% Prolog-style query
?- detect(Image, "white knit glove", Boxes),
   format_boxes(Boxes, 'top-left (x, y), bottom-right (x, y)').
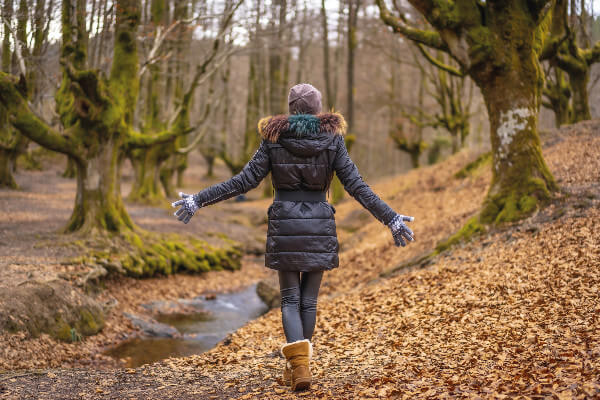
top-left (171, 192), bottom-right (200, 224)
top-left (387, 214), bottom-right (415, 247)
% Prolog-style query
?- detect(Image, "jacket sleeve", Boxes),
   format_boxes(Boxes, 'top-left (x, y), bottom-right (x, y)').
top-left (193, 139), bottom-right (271, 207)
top-left (332, 135), bottom-right (396, 225)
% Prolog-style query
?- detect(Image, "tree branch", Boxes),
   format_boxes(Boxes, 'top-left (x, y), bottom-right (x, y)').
top-left (126, 126), bottom-right (194, 149)
top-left (1, 17), bottom-right (27, 76)
top-left (175, 97), bottom-right (222, 155)
top-left (416, 43), bottom-right (464, 77)
top-left (138, 21), bottom-right (181, 78)
top-left (539, 31), bottom-right (569, 60)
top-left (0, 72), bottom-right (77, 157)
top-left (527, 0), bottom-right (553, 22)
top-left (584, 40), bottom-right (600, 65)
top-left (375, 0), bottom-right (449, 51)
top-left (555, 50), bottom-right (585, 74)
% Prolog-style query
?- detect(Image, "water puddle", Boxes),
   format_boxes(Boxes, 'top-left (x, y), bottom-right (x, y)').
top-left (105, 284), bottom-right (269, 367)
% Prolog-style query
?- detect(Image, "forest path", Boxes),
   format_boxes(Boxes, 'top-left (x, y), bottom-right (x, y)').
top-left (0, 151), bottom-right (273, 370)
top-left (1, 121), bottom-right (600, 398)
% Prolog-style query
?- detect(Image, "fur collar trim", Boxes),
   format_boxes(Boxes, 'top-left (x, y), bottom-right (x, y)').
top-left (258, 112), bottom-right (347, 143)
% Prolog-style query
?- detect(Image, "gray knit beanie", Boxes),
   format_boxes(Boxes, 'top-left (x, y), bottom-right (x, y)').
top-left (288, 83), bottom-right (322, 115)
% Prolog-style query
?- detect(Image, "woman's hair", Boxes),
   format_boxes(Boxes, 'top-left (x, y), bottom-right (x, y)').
top-left (288, 83), bottom-right (322, 115)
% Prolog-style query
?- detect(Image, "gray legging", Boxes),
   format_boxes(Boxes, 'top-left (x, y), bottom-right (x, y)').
top-left (278, 270), bottom-right (324, 343)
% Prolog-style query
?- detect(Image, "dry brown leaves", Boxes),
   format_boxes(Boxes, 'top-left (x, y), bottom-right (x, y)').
top-left (1, 121), bottom-right (599, 399)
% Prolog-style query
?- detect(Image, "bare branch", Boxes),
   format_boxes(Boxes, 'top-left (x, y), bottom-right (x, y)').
top-left (138, 21), bottom-right (181, 78)
top-left (1, 17), bottom-right (27, 76)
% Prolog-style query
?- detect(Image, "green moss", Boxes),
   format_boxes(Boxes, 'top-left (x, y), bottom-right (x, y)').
top-left (86, 231), bottom-right (242, 278)
top-left (518, 194), bottom-right (537, 214)
top-left (466, 26), bottom-right (494, 67)
top-left (481, 176), bottom-right (553, 224)
top-left (435, 216), bottom-right (485, 254)
top-left (455, 152), bottom-right (491, 179)
top-left (53, 318), bottom-right (73, 342)
top-left (77, 308), bottom-right (103, 336)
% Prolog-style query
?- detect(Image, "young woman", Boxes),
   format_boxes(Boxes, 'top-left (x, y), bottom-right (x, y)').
top-left (171, 83), bottom-right (414, 391)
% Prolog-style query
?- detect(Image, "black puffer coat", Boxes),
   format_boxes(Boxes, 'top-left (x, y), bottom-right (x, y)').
top-left (193, 112), bottom-right (396, 272)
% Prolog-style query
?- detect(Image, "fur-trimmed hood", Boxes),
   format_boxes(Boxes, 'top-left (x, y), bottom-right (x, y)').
top-left (258, 112), bottom-right (346, 157)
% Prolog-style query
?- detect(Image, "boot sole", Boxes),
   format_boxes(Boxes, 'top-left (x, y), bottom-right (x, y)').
top-left (292, 378), bottom-right (311, 391)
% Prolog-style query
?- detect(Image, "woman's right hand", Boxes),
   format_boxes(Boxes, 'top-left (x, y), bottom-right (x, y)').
top-left (171, 192), bottom-right (200, 224)
top-left (387, 213), bottom-right (415, 247)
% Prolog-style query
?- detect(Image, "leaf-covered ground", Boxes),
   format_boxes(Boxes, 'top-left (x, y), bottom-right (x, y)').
top-left (1, 121), bottom-right (599, 399)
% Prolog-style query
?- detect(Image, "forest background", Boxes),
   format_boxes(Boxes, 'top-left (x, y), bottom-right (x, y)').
top-left (3, 0), bottom-right (598, 191)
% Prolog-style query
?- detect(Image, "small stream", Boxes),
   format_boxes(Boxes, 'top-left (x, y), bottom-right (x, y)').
top-left (105, 284), bottom-right (269, 367)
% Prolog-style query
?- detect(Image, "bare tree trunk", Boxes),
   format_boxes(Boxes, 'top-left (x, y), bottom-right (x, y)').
top-left (346, 0), bottom-right (360, 133)
top-left (320, 0), bottom-right (333, 109)
top-left (332, 0), bottom-right (344, 105)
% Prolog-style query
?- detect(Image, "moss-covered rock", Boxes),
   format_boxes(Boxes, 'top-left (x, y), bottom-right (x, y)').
top-left (73, 231), bottom-right (242, 278)
top-left (256, 274), bottom-right (280, 309)
top-left (0, 279), bottom-right (105, 341)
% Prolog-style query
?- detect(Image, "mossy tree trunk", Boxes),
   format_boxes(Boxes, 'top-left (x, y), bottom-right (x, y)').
top-left (127, 0), bottom-right (168, 204)
top-left (158, 0), bottom-right (191, 198)
top-left (543, 0), bottom-right (600, 124)
top-left (0, 0), bottom-right (16, 189)
top-left (0, 147), bottom-right (18, 188)
top-left (61, 0), bottom-right (137, 233)
top-left (62, 156), bottom-right (77, 178)
top-left (376, 0), bottom-right (558, 224)
top-left (542, 66), bottom-right (572, 127)
top-left (1, 0), bottom-right (140, 234)
top-left (564, 66), bottom-right (591, 122)
top-left (66, 138), bottom-right (135, 234)
top-left (1, 0), bottom-right (50, 188)
top-left (477, 70), bottom-right (557, 223)
top-left (0, 0), bottom-right (243, 276)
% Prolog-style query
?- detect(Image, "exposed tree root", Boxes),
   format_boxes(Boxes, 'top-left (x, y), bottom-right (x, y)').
top-left (62, 230), bottom-right (242, 278)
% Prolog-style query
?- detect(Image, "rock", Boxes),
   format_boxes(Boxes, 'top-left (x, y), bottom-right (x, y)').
top-left (256, 274), bottom-right (280, 309)
top-left (123, 313), bottom-right (180, 338)
top-left (0, 279), bottom-right (105, 341)
top-left (141, 299), bottom-right (212, 323)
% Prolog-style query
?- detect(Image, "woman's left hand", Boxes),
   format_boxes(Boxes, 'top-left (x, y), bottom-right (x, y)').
top-left (171, 192), bottom-right (199, 224)
top-left (387, 213), bottom-right (415, 247)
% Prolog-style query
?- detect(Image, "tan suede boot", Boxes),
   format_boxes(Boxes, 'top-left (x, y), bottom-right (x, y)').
top-left (280, 339), bottom-right (312, 391)
top-left (283, 361), bottom-right (292, 386)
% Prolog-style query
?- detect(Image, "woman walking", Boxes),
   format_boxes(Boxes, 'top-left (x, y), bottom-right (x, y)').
top-left (171, 83), bottom-right (414, 391)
